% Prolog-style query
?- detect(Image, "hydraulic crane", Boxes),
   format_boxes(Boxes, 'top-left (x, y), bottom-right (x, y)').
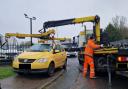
top-left (42, 15), bottom-right (128, 79)
top-left (43, 15), bottom-right (100, 43)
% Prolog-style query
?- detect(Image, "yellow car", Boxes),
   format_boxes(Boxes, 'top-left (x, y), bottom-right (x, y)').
top-left (12, 43), bottom-right (67, 76)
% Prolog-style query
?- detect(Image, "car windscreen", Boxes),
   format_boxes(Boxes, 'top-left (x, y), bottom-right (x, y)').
top-left (27, 44), bottom-right (52, 52)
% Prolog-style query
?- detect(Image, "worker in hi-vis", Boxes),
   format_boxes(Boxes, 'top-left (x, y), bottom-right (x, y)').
top-left (83, 35), bottom-right (103, 79)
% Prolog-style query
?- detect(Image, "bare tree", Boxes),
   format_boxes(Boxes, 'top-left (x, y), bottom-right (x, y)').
top-left (120, 16), bottom-right (127, 28)
top-left (112, 16), bottom-right (128, 39)
top-left (112, 16), bottom-right (119, 29)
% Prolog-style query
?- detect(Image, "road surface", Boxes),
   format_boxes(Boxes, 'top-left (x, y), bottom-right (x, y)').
top-left (0, 57), bottom-right (79, 89)
top-left (43, 57), bottom-right (128, 89)
top-left (1, 57), bottom-right (128, 89)
top-left (44, 57), bottom-right (79, 89)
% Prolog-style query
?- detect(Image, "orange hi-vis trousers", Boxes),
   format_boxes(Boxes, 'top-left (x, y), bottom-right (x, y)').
top-left (83, 55), bottom-right (95, 78)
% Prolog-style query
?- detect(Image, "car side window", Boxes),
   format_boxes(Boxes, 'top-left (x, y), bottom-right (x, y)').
top-left (55, 45), bottom-right (61, 52)
top-left (60, 46), bottom-right (65, 52)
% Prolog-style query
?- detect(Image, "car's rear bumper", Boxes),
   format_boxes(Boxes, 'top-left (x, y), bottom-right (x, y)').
top-left (67, 52), bottom-right (77, 57)
top-left (13, 68), bottom-right (48, 74)
top-left (67, 53), bottom-right (76, 57)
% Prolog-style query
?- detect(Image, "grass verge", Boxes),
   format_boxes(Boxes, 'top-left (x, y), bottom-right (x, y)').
top-left (0, 66), bottom-right (15, 79)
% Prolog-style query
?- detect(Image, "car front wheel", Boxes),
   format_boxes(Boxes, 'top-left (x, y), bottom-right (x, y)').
top-left (63, 59), bottom-right (67, 70)
top-left (47, 62), bottom-right (55, 76)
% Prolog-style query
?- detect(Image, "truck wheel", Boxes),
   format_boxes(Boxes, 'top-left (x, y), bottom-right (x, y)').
top-left (47, 62), bottom-right (55, 77)
top-left (63, 59), bottom-right (67, 70)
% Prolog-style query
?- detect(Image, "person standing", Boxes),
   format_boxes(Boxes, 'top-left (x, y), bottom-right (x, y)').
top-left (83, 35), bottom-right (103, 79)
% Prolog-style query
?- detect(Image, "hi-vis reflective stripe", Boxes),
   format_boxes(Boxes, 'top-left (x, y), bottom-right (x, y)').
top-left (90, 62), bottom-right (94, 64)
top-left (84, 68), bottom-right (87, 71)
top-left (90, 71), bottom-right (95, 74)
top-left (90, 69), bottom-right (95, 72)
top-left (90, 68), bottom-right (95, 71)
top-left (85, 52), bottom-right (93, 57)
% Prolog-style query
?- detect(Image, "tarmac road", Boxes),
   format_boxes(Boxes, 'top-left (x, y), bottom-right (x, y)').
top-left (70, 72), bottom-right (128, 89)
top-left (44, 57), bottom-right (79, 89)
top-left (42, 57), bottom-right (128, 89)
top-left (1, 57), bottom-right (128, 89)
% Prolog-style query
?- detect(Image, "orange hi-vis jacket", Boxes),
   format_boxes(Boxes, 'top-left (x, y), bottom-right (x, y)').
top-left (85, 39), bottom-right (100, 57)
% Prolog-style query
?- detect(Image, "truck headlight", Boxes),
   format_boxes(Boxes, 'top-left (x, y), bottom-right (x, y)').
top-left (36, 58), bottom-right (48, 63)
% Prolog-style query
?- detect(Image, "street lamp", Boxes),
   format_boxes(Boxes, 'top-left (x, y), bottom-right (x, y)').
top-left (24, 13), bottom-right (36, 46)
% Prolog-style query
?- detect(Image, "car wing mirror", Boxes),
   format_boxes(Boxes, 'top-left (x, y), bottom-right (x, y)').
top-left (52, 49), bottom-right (60, 54)
top-left (55, 50), bottom-right (60, 53)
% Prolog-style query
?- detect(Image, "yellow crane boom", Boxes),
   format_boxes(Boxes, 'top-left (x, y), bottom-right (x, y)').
top-left (5, 29), bottom-right (70, 43)
top-left (5, 29), bottom-right (55, 39)
top-left (38, 37), bottom-right (71, 43)
top-left (43, 15), bottom-right (100, 43)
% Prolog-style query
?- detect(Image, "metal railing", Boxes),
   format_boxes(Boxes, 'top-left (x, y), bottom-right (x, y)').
top-left (0, 44), bottom-right (30, 64)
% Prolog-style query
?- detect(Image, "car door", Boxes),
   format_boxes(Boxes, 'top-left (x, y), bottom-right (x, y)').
top-left (53, 45), bottom-right (62, 67)
top-left (60, 46), bottom-right (67, 65)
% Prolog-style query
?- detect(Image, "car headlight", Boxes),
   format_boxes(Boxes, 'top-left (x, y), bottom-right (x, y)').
top-left (36, 58), bottom-right (48, 63)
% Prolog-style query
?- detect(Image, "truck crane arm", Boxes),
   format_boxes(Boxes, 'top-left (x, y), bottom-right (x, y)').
top-left (43, 15), bottom-right (100, 43)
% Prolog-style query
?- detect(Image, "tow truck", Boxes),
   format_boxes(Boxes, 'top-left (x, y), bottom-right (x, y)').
top-left (43, 15), bottom-right (128, 80)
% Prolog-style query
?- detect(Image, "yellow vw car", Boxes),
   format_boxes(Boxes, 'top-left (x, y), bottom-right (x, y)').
top-left (12, 43), bottom-right (67, 76)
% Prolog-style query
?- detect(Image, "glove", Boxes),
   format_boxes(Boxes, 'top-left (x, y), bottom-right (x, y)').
top-left (100, 44), bottom-right (104, 47)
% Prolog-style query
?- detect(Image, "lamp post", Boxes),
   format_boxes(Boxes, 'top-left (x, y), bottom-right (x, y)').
top-left (24, 13), bottom-right (36, 46)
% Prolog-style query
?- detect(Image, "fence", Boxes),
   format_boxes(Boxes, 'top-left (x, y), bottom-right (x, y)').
top-left (0, 44), bottom-right (30, 64)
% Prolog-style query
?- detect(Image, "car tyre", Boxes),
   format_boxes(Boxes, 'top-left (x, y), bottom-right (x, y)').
top-left (47, 62), bottom-right (55, 77)
top-left (17, 72), bottom-right (24, 76)
top-left (63, 59), bottom-right (67, 71)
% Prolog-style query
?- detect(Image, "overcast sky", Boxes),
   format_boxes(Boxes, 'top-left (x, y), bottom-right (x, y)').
top-left (0, 0), bottom-right (128, 39)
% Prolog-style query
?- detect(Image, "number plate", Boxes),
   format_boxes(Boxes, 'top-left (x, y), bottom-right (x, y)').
top-left (19, 64), bottom-right (31, 69)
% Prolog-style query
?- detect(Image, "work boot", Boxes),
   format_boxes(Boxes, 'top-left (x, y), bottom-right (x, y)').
top-left (90, 76), bottom-right (97, 79)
